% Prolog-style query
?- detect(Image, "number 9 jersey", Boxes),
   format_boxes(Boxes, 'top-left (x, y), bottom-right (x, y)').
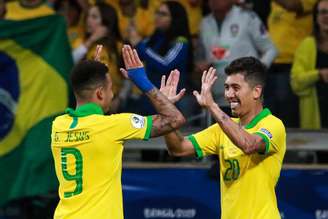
top-left (51, 103), bottom-right (152, 219)
top-left (188, 108), bottom-right (286, 219)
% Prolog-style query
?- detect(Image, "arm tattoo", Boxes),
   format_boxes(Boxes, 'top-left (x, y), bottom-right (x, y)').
top-left (146, 88), bottom-right (184, 137)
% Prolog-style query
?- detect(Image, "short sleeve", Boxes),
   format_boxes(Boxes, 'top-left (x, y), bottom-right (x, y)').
top-left (188, 124), bottom-right (222, 159)
top-left (109, 113), bottom-right (152, 141)
top-left (253, 118), bottom-right (286, 155)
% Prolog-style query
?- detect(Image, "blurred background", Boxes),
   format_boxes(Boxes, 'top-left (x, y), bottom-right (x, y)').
top-left (0, 0), bottom-right (328, 218)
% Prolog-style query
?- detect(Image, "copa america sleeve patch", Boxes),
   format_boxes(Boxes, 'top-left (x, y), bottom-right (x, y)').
top-left (259, 128), bottom-right (272, 139)
top-left (130, 114), bottom-right (145, 129)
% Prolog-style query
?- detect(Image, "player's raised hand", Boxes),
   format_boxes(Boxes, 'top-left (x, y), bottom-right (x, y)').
top-left (160, 69), bottom-right (186, 103)
top-left (193, 67), bottom-right (217, 108)
top-left (120, 44), bottom-right (144, 78)
top-left (119, 45), bottom-right (155, 93)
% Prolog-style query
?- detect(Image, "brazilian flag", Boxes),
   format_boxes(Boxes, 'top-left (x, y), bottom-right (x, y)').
top-left (0, 15), bottom-right (73, 206)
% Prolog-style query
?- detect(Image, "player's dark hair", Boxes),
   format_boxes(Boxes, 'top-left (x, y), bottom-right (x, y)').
top-left (225, 57), bottom-right (267, 89)
top-left (70, 60), bottom-right (109, 99)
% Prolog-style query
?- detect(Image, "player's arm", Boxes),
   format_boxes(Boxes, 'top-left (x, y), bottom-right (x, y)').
top-left (120, 45), bottom-right (186, 137)
top-left (194, 68), bottom-right (266, 154)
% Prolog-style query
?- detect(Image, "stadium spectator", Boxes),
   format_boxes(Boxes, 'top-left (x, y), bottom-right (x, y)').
top-left (5, 0), bottom-right (54, 20)
top-left (51, 45), bottom-right (186, 219)
top-left (235, 0), bottom-right (271, 26)
top-left (72, 2), bottom-right (129, 112)
top-left (291, 0), bottom-right (328, 129)
top-left (163, 57), bottom-right (286, 219)
top-left (177, 0), bottom-right (203, 37)
top-left (116, 0), bottom-right (155, 41)
top-left (198, 0), bottom-right (277, 114)
top-left (128, 0), bottom-right (195, 117)
top-left (54, 0), bottom-right (88, 50)
top-left (266, 0), bottom-right (317, 128)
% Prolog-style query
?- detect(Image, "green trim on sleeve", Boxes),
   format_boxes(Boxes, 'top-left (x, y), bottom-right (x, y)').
top-left (255, 132), bottom-right (270, 154)
top-left (187, 135), bottom-right (203, 159)
top-left (144, 116), bottom-right (153, 140)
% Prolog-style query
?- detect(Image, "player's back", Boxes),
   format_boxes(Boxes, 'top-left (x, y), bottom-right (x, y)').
top-left (51, 104), bottom-right (151, 219)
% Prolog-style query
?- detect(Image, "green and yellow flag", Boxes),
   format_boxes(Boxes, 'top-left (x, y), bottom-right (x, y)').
top-left (0, 15), bottom-right (73, 206)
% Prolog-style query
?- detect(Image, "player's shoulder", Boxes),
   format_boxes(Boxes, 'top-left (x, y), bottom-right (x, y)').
top-left (260, 113), bottom-right (286, 131)
top-left (52, 114), bottom-right (70, 126)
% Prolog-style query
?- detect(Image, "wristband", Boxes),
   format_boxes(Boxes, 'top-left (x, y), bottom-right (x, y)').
top-left (127, 67), bottom-right (155, 92)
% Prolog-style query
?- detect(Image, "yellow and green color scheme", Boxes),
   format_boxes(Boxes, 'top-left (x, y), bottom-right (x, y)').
top-left (188, 108), bottom-right (286, 219)
top-left (0, 15), bottom-right (73, 206)
top-left (51, 103), bottom-right (152, 219)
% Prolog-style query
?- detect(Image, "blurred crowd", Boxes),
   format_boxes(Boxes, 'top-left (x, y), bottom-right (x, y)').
top-left (0, 0), bottom-right (327, 130)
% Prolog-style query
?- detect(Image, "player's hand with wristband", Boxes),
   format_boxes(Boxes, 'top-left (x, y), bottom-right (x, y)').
top-left (120, 45), bottom-right (155, 93)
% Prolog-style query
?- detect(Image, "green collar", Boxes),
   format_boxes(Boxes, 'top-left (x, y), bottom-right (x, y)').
top-left (244, 108), bottom-right (271, 129)
top-left (65, 103), bottom-right (104, 117)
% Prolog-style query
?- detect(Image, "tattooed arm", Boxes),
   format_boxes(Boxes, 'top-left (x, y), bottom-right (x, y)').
top-left (193, 68), bottom-right (266, 154)
top-left (120, 45), bottom-right (185, 138)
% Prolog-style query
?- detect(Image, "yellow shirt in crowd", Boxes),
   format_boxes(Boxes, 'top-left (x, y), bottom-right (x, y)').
top-left (268, 0), bottom-right (317, 63)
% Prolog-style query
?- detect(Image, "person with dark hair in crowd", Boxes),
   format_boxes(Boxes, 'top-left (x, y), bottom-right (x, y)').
top-left (162, 56), bottom-right (286, 219)
top-left (54, 0), bottom-right (88, 50)
top-left (128, 0), bottom-right (195, 117)
top-left (266, 0), bottom-right (317, 128)
top-left (73, 2), bottom-right (128, 112)
top-left (51, 45), bottom-right (186, 219)
top-left (291, 0), bottom-right (328, 129)
top-left (198, 0), bottom-right (277, 115)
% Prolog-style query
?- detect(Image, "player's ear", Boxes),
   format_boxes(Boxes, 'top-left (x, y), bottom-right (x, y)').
top-left (253, 85), bottom-right (262, 100)
top-left (95, 87), bottom-right (104, 101)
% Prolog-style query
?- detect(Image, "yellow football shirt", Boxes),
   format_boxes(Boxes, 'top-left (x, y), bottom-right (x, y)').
top-left (188, 108), bottom-right (286, 219)
top-left (51, 103), bottom-right (152, 219)
top-left (268, 0), bottom-right (316, 63)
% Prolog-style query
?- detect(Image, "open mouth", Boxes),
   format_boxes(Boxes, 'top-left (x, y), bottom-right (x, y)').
top-left (230, 101), bottom-right (240, 110)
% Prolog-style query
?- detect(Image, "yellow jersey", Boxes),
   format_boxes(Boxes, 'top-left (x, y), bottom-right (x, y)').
top-left (5, 2), bottom-right (54, 20)
top-left (188, 108), bottom-right (286, 219)
top-left (51, 103), bottom-right (152, 219)
top-left (268, 0), bottom-right (316, 63)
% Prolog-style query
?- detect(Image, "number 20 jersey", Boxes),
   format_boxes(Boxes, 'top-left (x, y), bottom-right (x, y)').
top-left (51, 113), bottom-right (152, 219)
top-left (188, 109), bottom-right (286, 219)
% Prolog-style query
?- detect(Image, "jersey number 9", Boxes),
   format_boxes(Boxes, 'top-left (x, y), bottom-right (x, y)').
top-left (61, 148), bottom-right (83, 198)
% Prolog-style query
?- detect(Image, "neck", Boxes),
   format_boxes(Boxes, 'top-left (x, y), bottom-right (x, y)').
top-left (213, 6), bottom-right (232, 21)
top-left (76, 99), bottom-right (102, 111)
top-left (239, 103), bottom-right (263, 127)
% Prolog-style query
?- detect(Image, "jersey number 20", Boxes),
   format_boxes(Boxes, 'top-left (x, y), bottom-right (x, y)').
top-left (61, 148), bottom-right (83, 198)
top-left (224, 159), bottom-right (240, 181)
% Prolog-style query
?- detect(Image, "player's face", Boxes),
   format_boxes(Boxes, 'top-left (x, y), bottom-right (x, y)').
top-left (86, 6), bottom-right (102, 33)
top-left (155, 4), bottom-right (171, 31)
top-left (100, 73), bottom-right (114, 114)
top-left (224, 73), bottom-right (261, 117)
top-left (317, 1), bottom-right (328, 32)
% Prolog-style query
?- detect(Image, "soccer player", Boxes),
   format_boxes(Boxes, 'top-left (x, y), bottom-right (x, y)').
top-left (51, 45), bottom-right (186, 219)
top-left (163, 57), bottom-right (286, 219)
